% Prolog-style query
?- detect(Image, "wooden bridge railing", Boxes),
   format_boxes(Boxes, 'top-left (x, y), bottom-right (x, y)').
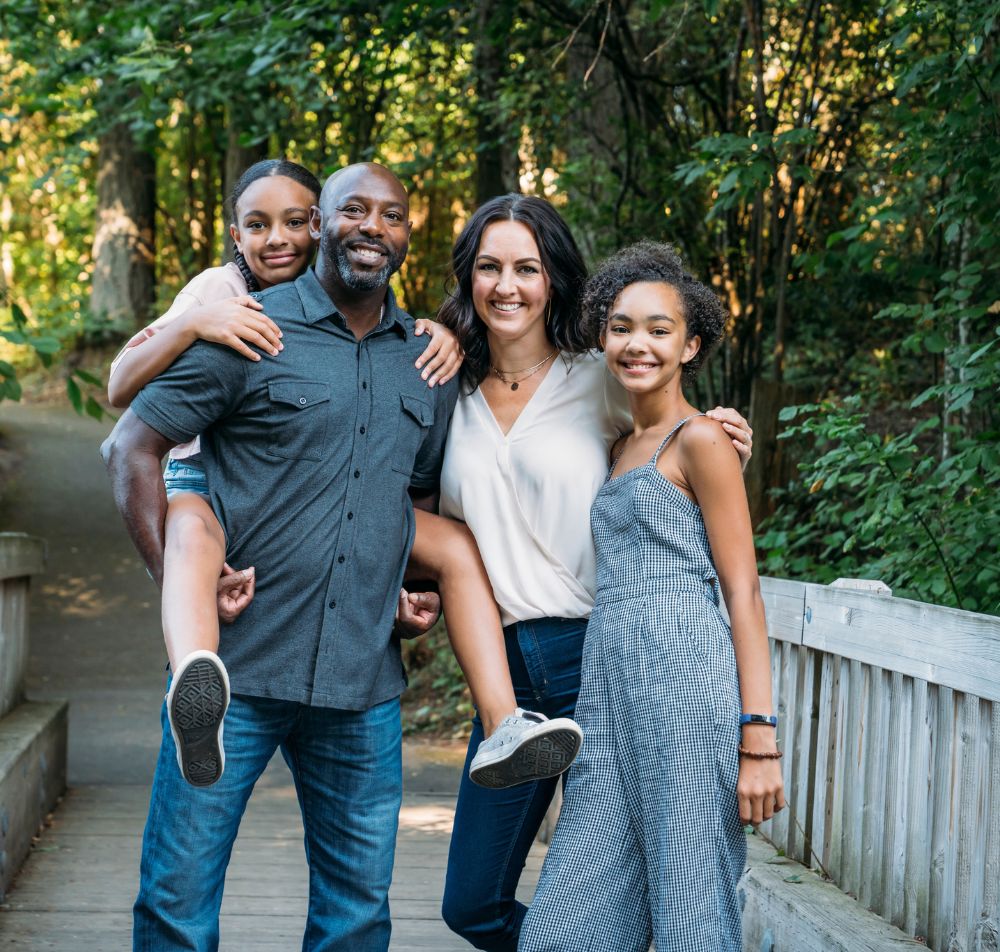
top-left (758, 577), bottom-right (1000, 952)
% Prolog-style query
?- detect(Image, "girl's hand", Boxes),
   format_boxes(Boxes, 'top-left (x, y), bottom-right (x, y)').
top-left (414, 319), bottom-right (463, 387)
top-left (705, 406), bottom-right (753, 470)
top-left (737, 726), bottom-right (787, 824)
top-left (182, 296), bottom-right (284, 362)
top-left (394, 588), bottom-right (442, 638)
top-left (217, 563), bottom-right (255, 624)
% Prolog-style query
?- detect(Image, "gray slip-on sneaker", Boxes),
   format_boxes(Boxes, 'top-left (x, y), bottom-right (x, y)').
top-left (469, 708), bottom-right (583, 789)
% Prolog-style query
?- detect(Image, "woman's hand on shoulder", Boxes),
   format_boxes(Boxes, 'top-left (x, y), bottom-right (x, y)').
top-left (704, 406), bottom-right (752, 470)
top-left (414, 319), bottom-right (463, 387)
top-left (181, 296), bottom-right (283, 362)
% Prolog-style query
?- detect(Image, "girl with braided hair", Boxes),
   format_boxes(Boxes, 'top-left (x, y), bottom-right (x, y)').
top-left (107, 160), bottom-right (577, 793)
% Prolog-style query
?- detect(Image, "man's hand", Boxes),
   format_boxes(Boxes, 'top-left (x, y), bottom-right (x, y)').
top-left (395, 588), bottom-right (442, 638)
top-left (218, 563), bottom-right (255, 623)
top-left (705, 406), bottom-right (753, 470)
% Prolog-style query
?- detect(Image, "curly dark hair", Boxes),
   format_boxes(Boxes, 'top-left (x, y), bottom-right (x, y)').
top-left (582, 241), bottom-right (726, 380)
top-left (437, 194), bottom-right (595, 391)
top-left (228, 159), bottom-right (322, 292)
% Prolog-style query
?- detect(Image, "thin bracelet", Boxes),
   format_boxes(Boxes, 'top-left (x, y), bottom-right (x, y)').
top-left (738, 746), bottom-right (783, 760)
top-left (740, 714), bottom-right (777, 727)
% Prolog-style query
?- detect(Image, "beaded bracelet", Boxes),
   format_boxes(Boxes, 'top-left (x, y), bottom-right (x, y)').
top-left (738, 746), bottom-right (783, 760)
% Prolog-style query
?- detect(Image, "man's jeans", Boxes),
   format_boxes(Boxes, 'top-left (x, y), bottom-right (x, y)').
top-left (133, 693), bottom-right (402, 952)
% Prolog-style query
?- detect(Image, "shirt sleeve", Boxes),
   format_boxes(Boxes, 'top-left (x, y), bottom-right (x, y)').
top-left (409, 378), bottom-right (460, 491)
top-left (108, 266), bottom-right (246, 384)
top-left (130, 340), bottom-right (247, 445)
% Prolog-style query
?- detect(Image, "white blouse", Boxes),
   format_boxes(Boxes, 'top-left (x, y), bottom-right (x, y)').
top-left (440, 351), bottom-right (631, 625)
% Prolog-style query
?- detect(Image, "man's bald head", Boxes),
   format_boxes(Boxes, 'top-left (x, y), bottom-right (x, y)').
top-left (319, 163), bottom-right (409, 216)
top-left (312, 162), bottom-right (411, 294)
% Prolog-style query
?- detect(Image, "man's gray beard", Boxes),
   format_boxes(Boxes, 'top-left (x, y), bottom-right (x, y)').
top-left (330, 240), bottom-right (400, 291)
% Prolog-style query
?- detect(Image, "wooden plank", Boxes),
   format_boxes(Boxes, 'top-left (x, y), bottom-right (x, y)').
top-left (742, 835), bottom-right (928, 952)
top-left (953, 694), bottom-right (984, 952)
top-left (772, 640), bottom-right (797, 851)
top-left (981, 703), bottom-right (1000, 952)
top-left (859, 666), bottom-right (889, 912)
top-left (812, 652), bottom-right (837, 874)
top-left (903, 678), bottom-right (932, 941)
top-left (788, 646), bottom-right (815, 863)
top-left (927, 686), bottom-right (957, 951)
top-left (883, 671), bottom-right (909, 930)
top-left (840, 659), bottom-right (866, 899)
top-left (761, 577), bottom-right (806, 644)
top-left (802, 584), bottom-right (1000, 702)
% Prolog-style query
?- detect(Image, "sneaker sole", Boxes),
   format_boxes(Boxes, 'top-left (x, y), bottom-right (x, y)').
top-left (168, 657), bottom-right (228, 787)
top-left (470, 724), bottom-right (583, 789)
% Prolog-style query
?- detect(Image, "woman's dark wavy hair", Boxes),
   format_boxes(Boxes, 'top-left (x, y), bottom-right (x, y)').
top-left (437, 194), bottom-right (593, 391)
top-left (583, 241), bottom-right (726, 381)
top-left (228, 159), bottom-right (322, 292)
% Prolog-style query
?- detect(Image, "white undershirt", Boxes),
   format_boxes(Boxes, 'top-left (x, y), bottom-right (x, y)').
top-left (440, 351), bottom-right (631, 625)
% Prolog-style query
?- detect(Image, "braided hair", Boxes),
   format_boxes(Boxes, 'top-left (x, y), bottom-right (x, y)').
top-left (229, 159), bottom-right (322, 292)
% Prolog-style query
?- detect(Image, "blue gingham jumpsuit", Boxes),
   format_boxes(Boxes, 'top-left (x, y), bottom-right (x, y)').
top-left (519, 415), bottom-right (746, 951)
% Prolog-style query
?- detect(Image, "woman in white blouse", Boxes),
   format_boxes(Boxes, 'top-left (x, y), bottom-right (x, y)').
top-left (437, 195), bottom-right (753, 951)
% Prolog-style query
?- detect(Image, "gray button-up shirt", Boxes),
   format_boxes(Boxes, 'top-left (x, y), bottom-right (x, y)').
top-left (131, 269), bottom-right (459, 710)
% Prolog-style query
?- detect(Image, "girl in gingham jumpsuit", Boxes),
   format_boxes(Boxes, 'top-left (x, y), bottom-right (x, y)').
top-left (520, 244), bottom-right (785, 951)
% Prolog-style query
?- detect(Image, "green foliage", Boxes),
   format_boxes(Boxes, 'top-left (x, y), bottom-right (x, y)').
top-left (401, 621), bottom-right (473, 738)
top-left (759, 387), bottom-right (1000, 613)
top-left (2, 0), bottom-right (998, 618)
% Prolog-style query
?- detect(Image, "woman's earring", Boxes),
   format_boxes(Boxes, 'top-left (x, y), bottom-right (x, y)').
top-left (545, 301), bottom-right (552, 326)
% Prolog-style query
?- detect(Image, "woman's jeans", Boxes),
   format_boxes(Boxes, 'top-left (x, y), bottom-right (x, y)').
top-left (133, 692), bottom-right (402, 952)
top-left (442, 616), bottom-right (587, 952)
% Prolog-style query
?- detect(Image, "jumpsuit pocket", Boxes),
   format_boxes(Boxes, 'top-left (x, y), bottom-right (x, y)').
top-left (266, 381), bottom-right (331, 461)
top-left (391, 392), bottom-right (433, 475)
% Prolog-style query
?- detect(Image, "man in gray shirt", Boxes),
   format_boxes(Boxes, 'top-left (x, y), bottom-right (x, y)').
top-left (102, 163), bottom-right (458, 951)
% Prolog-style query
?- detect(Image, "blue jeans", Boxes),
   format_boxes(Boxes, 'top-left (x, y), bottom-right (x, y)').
top-left (442, 616), bottom-right (587, 952)
top-left (163, 456), bottom-right (210, 501)
top-left (134, 693), bottom-right (402, 952)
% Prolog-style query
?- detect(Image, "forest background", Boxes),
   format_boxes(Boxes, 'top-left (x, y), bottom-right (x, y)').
top-left (2, 0), bottom-right (998, 725)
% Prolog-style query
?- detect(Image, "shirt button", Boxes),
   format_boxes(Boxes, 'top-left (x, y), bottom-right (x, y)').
top-left (338, 555), bottom-right (345, 563)
top-left (298, 396), bottom-right (307, 405)
top-left (328, 600), bottom-right (336, 609)
top-left (359, 426), bottom-right (366, 434)
top-left (354, 469), bottom-right (361, 478)
top-left (347, 512), bottom-right (353, 520)
top-left (362, 381), bottom-right (368, 390)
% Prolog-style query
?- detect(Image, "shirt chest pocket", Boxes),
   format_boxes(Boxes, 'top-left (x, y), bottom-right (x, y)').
top-left (266, 381), bottom-right (331, 462)
top-left (391, 392), bottom-right (433, 475)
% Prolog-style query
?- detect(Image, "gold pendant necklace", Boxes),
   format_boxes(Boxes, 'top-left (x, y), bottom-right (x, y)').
top-left (489, 350), bottom-right (557, 391)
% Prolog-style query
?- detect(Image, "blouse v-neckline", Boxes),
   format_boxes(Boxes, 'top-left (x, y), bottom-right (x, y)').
top-left (474, 355), bottom-right (563, 440)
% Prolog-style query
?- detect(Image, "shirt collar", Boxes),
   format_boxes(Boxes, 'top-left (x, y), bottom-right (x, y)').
top-left (294, 268), bottom-right (409, 339)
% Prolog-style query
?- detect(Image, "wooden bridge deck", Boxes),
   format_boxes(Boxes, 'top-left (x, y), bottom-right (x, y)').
top-left (0, 760), bottom-right (543, 950)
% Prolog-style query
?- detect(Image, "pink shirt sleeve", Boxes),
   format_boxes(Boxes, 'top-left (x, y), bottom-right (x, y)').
top-left (108, 263), bottom-right (248, 381)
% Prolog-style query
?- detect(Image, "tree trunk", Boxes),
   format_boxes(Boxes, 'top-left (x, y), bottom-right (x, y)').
top-left (90, 123), bottom-right (156, 330)
top-left (745, 377), bottom-right (811, 527)
top-left (473, 0), bottom-right (517, 203)
top-left (222, 120), bottom-right (268, 262)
